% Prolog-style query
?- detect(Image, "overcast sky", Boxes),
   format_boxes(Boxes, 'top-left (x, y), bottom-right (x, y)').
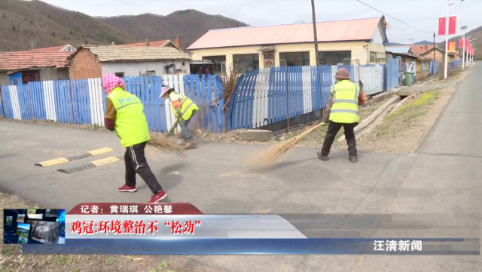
top-left (42, 0), bottom-right (481, 44)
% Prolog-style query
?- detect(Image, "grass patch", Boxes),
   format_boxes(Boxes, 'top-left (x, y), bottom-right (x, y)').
top-left (367, 90), bottom-right (439, 140)
top-left (158, 261), bottom-right (169, 269)
top-left (388, 90), bottom-right (439, 120)
top-left (126, 255), bottom-right (135, 262)
top-left (105, 257), bottom-right (114, 265)
top-left (57, 255), bottom-right (68, 265)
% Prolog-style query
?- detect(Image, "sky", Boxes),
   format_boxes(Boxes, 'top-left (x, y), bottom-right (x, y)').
top-left (42, 0), bottom-right (481, 44)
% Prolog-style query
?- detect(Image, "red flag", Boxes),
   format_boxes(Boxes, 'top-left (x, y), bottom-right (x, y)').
top-left (438, 17), bottom-right (446, 35)
top-left (459, 39), bottom-right (468, 48)
top-left (438, 16), bottom-right (457, 36)
top-left (448, 16), bottom-right (457, 35)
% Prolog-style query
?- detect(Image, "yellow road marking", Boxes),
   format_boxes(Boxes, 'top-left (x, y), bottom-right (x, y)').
top-left (87, 147), bottom-right (113, 156)
top-left (90, 156), bottom-right (120, 167)
top-left (35, 157), bottom-right (70, 167)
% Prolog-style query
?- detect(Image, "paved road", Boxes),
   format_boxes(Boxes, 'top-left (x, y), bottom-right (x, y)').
top-left (1, 63), bottom-right (481, 271)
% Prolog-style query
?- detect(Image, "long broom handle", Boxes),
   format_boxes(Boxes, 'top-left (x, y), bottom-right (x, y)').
top-left (167, 119), bottom-right (179, 137)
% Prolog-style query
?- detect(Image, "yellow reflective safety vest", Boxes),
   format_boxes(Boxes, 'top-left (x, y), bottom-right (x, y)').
top-left (108, 87), bottom-right (150, 147)
top-left (329, 80), bottom-right (360, 124)
top-left (170, 92), bottom-right (199, 121)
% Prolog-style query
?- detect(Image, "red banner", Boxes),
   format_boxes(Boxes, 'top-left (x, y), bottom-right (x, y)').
top-left (448, 41), bottom-right (456, 52)
top-left (438, 17), bottom-right (446, 35)
top-left (459, 38), bottom-right (469, 48)
top-left (448, 16), bottom-right (456, 35)
top-left (438, 16), bottom-right (457, 35)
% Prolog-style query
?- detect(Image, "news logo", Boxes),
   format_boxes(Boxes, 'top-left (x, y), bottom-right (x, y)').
top-left (3, 209), bottom-right (66, 244)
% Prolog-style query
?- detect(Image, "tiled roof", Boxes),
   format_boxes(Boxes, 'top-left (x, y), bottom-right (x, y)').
top-left (188, 17), bottom-right (384, 50)
top-left (0, 51), bottom-right (73, 71)
top-left (72, 45), bottom-right (191, 62)
top-left (29, 45), bottom-right (67, 52)
top-left (410, 45), bottom-right (435, 55)
top-left (116, 40), bottom-right (170, 47)
top-left (417, 45), bottom-right (460, 57)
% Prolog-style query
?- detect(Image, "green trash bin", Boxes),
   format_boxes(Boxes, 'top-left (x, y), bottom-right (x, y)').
top-left (404, 72), bottom-right (414, 86)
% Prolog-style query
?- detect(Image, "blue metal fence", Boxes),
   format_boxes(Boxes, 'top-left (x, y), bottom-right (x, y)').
top-left (0, 75), bottom-right (225, 133)
top-left (386, 56), bottom-right (402, 91)
top-left (0, 63), bottom-right (402, 132)
top-left (429, 61), bottom-right (440, 75)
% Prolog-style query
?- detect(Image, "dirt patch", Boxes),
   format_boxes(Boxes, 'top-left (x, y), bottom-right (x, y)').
top-left (357, 87), bottom-right (449, 153)
top-left (0, 192), bottom-right (225, 272)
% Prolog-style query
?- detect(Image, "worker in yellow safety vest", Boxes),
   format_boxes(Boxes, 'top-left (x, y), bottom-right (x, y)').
top-left (318, 68), bottom-right (365, 163)
top-left (103, 73), bottom-right (167, 203)
top-left (160, 86), bottom-right (199, 149)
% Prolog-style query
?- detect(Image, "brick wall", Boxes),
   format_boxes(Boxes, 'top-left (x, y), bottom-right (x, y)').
top-left (69, 48), bottom-right (102, 79)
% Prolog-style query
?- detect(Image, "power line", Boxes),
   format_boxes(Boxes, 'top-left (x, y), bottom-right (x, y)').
top-left (355, 0), bottom-right (444, 42)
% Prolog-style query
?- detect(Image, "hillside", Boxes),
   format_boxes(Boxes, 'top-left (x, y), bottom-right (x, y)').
top-left (100, 10), bottom-right (248, 50)
top-left (414, 40), bottom-right (432, 45)
top-left (0, 0), bottom-right (137, 51)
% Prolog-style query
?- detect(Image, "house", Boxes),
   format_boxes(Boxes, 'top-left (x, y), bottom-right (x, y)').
top-left (0, 51), bottom-right (73, 85)
top-left (411, 45), bottom-right (459, 63)
top-left (187, 16), bottom-right (389, 74)
top-left (115, 38), bottom-right (183, 51)
top-left (386, 46), bottom-right (430, 81)
top-left (68, 45), bottom-right (192, 79)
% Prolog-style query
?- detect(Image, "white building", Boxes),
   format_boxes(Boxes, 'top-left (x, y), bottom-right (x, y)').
top-left (69, 45), bottom-right (192, 79)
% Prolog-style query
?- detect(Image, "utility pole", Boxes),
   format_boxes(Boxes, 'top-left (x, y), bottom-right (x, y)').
top-left (311, 0), bottom-right (319, 65)
top-left (433, 32), bottom-right (436, 63)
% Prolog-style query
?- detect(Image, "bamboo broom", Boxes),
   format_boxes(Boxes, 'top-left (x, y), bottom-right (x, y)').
top-left (148, 134), bottom-right (186, 157)
top-left (245, 122), bottom-right (326, 170)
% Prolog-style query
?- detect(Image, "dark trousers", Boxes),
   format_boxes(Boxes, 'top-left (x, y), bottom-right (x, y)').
top-left (180, 110), bottom-right (197, 141)
top-left (125, 142), bottom-right (163, 194)
top-left (321, 121), bottom-right (358, 156)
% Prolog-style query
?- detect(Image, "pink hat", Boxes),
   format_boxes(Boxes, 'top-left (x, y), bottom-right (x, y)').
top-left (102, 74), bottom-right (125, 95)
top-left (160, 86), bottom-right (172, 98)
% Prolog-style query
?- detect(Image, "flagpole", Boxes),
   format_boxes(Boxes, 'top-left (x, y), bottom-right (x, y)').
top-left (462, 37), bottom-right (465, 69)
top-left (444, 0), bottom-right (449, 80)
top-left (461, 27), bottom-right (466, 70)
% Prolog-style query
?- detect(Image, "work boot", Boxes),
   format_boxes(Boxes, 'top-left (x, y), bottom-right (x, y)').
top-left (349, 155), bottom-right (358, 163)
top-left (317, 151), bottom-right (328, 161)
top-left (184, 141), bottom-right (198, 150)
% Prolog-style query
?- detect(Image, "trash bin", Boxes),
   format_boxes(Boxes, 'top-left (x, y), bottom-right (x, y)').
top-left (404, 72), bottom-right (414, 86)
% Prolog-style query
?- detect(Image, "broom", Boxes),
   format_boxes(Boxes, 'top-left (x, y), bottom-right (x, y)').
top-left (148, 119), bottom-right (186, 157)
top-left (245, 122), bottom-right (326, 170)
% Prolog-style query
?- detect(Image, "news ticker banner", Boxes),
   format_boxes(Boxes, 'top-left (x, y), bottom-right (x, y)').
top-left (9, 203), bottom-right (481, 255)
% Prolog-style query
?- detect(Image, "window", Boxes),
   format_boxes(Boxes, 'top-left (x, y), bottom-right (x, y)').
top-left (280, 52), bottom-right (310, 66)
top-left (370, 52), bottom-right (377, 63)
top-left (143, 70), bottom-right (156, 76)
top-left (13, 78), bottom-right (18, 85)
top-left (202, 56), bottom-right (227, 74)
top-left (370, 52), bottom-right (386, 64)
top-left (319, 51), bottom-right (351, 65)
top-left (115, 72), bottom-right (124, 77)
top-left (233, 54), bottom-right (259, 73)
